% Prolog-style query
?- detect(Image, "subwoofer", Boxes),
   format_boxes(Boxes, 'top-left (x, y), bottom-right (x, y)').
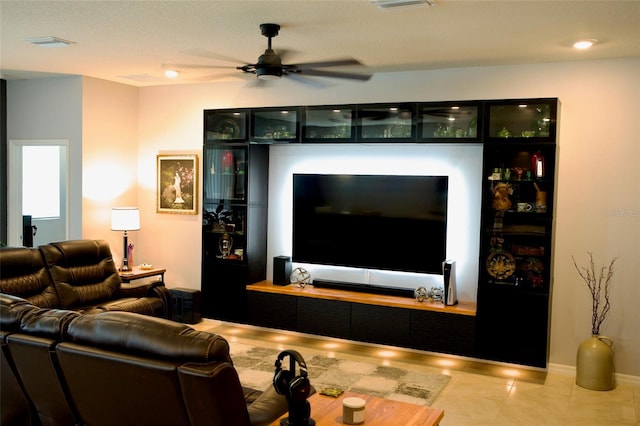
top-left (170, 288), bottom-right (202, 324)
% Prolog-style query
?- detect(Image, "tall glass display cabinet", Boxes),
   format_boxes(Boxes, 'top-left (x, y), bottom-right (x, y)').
top-left (476, 98), bottom-right (558, 367)
top-left (202, 109), bottom-right (268, 322)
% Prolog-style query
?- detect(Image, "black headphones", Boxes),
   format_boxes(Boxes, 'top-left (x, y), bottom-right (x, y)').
top-left (273, 349), bottom-right (311, 402)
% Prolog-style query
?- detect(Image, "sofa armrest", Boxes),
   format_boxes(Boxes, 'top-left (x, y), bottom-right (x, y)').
top-left (118, 279), bottom-right (167, 297)
top-left (247, 384), bottom-right (289, 426)
top-left (118, 281), bottom-right (158, 298)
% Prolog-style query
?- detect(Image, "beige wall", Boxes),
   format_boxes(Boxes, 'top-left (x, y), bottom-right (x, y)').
top-left (81, 77), bottom-right (139, 256)
top-left (134, 57), bottom-right (639, 377)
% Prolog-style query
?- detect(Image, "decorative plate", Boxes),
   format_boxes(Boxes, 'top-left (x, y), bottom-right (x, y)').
top-left (486, 251), bottom-right (516, 279)
top-left (214, 118), bottom-right (241, 139)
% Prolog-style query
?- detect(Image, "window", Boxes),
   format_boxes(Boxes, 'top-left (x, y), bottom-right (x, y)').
top-left (22, 145), bottom-right (60, 218)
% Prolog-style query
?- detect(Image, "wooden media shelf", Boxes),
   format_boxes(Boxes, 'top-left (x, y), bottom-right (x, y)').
top-left (246, 281), bottom-right (477, 357)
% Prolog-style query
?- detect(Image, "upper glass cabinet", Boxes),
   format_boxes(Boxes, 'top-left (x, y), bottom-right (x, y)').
top-left (418, 103), bottom-right (479, 141)
top-left (357, 104), bottom-right (415, 141)
top-left (205, 110), bottom-right (248, 143)
top-left (303, 106), bottom-right (356, 142)
top-left (251, 108), bottom-right (299, 142)
top-left (486, 99), bottom-right (557, 142)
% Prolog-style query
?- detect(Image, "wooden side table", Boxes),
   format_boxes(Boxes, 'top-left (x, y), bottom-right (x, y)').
top-left (118, 267), bottom-right (166, 284)
top-left (270, 391), bottom-right (444, 426)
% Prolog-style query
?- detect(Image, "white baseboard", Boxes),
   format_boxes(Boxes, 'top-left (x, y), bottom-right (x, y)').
top-left (548, 363), bottom-right (640, 386)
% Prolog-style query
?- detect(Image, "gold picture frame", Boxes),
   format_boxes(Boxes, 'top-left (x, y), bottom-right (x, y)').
top-left (156, 154), bottom-right (198, 214)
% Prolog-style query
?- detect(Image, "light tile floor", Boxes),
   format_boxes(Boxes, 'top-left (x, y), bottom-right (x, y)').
top-left (193, 319), bottom-right (640, 426)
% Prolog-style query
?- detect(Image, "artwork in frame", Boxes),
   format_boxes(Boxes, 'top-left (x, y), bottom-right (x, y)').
top-left (157, 154), bottom-right (198, 214)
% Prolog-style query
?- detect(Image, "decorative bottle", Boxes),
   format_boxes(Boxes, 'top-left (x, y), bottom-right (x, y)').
top-left (532, 151), bottom-right (545, 178)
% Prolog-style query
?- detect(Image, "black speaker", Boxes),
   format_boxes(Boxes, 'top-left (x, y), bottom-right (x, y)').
top-left (170, 288), bottom-right (202, 324)
top-left (273, 256), bottom-right (292, 286)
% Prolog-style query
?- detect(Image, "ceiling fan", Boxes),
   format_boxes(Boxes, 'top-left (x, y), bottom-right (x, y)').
top-left (164, 23), bottom-right (372, 84)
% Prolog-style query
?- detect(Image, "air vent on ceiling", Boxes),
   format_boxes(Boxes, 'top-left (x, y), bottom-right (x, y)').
top-left (370, 0), bottom-right (436, 8)
top-left (25, 36), bottom-right (75, 48)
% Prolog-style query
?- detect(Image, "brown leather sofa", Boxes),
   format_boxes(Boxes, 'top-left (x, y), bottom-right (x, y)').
top-left (0, 239), bottom-right (171, 318)
top-left (1, 293), bottom-right (288, 426)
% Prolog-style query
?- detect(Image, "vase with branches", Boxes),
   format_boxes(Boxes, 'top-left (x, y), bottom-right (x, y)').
top-left (572, 252), bottom-right (618, 335)
top-left (571, 252), bottom-right (618, 391)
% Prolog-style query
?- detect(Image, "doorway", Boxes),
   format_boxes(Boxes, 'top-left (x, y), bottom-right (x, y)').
top-left (8, 139), bottom-right (69, 247)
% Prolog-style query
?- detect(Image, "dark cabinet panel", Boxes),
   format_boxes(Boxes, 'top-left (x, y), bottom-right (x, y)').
top-left (351, 304), bottom-right (411, 347)
top-left (410, 311), bottom-right (475, 357)
top-left (247, 292), bottom-right (297, 330)
top-left (297, 298), bottom-right (351, 339)
top-left (475, 290), bottom-right (549, 367)
top-left (201, 263), bottom-right (248, 322)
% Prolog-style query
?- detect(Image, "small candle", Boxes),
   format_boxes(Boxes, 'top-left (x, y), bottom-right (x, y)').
top-left (343, 397), bottom-right (366, 424)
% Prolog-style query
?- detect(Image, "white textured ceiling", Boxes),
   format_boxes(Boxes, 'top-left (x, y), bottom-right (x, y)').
top-left (1, 0), bottom-right (639, 87)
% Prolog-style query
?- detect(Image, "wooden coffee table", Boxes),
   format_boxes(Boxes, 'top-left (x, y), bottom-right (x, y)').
top-left (270, 391), bottom-right (444, 425)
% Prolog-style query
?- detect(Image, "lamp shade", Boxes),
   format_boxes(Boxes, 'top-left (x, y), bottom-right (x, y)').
top-left (111, 207), bottom-right (140, 231)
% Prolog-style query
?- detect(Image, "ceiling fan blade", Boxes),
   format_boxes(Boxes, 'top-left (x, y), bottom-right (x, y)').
top-left (194, 72), bottom-right (249, 82)
top-left (162, 63), bottom-right (236, 70)
top-left (296, 68), bottom-right (372, 81)
top-left (182, 48), bottom-right (249, 65)
top-left (294, 58), bottom-right (364, 69)
top-left (274, 48), bottom-right (299, 63)
top-left (286, 73), bottom-right (330, 89)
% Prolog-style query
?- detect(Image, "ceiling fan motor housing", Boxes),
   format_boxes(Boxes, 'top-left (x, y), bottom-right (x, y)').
top-left (260, 23), bottom-right (280, 38)
top-left (256, 48), bottom-right (283, 79)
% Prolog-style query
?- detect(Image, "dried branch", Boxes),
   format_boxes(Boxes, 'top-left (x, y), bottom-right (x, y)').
top-left (572, 252), bottom-right (618, 335)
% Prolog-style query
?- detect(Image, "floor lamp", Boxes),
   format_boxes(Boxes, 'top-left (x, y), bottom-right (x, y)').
top-left (111, 207), bottom-right (140, 272)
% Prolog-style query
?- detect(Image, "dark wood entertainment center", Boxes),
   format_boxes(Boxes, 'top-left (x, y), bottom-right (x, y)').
top-left (202, 98), bottom-right (558, 368)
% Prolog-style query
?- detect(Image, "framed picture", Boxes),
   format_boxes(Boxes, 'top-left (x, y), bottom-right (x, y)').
top-left (157, 154), bottom-right (198, 214)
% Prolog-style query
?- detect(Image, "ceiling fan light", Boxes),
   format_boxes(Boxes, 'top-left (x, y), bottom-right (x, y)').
top-left (573, 39), bottom-right (597, 50)
top-left (256, 67), bottom-right (282, 80)
top-left (257, 74), bottom-right (281, 81)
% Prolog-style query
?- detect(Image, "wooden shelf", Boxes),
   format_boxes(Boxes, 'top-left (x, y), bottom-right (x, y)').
top-left (247, 280), bottom-right (476, 316)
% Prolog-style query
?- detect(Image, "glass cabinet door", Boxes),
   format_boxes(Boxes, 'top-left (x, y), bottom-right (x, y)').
top-left (251, 108), bottom-right (299, 142)
top-left (204, 110), bottom-right (248, 142)
top-left (203, 146), bottom-right (247, 203)
top-left (357, 104), bottom-right (415, 141)
top-left (303, 106), bottom-right (355, 142)
top-left (418, 103), bottom-right (479, 141)
top-left (486, 99), bottom-right (557, 141)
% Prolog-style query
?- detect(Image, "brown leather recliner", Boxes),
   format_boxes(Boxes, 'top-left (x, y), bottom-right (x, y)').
top-left (57, 311), bottom-right (288, 426)
top-left (0, 294), bottom-right (40, 426)
top-left (3, 293), bottom-right (82, 426)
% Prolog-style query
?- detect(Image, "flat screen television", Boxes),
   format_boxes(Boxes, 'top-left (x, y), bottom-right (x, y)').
top-left (292, 174), bottom-right (448, 275)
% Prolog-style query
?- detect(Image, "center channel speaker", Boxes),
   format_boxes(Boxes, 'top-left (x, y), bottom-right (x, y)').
top-left (273, 256), bottom-right (292, 286)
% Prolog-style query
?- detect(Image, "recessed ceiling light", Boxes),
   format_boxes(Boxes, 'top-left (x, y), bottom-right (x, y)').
top-left (573, 39), bottom-right (597, 50)
top-left (25, 36), bottom-right (74, 48)
top-left (370, 0), bottom-right (436, 8)
top-left (164, 69), bottom-right (179, 79)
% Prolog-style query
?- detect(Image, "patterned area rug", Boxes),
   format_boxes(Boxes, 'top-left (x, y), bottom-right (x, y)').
top-left (228, 341), bottom-right (451, 406)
